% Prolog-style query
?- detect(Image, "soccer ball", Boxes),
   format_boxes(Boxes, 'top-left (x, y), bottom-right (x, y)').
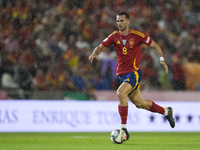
top-left (110, 129), bottom-right (126, 144)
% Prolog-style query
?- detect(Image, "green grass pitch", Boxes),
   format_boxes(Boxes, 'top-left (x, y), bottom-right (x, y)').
top-left (0, 132), bottom-right (200, 150)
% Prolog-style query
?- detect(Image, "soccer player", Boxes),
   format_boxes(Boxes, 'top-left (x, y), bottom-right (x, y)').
top-left (88, 12), bottom-right (175, 141)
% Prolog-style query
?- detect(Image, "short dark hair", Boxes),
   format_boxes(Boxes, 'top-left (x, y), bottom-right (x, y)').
top-left (117, 12), bottom-right (130, 19)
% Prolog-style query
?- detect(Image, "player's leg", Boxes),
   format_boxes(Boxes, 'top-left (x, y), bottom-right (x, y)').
top-left (128, 88), bottom-right (175, 128)
top-left (116, 82), bottom-right (132, 140)
top-left (128, 88), bottom-right (165, 113)
top-left (117, 82), bottom-right (132, 106)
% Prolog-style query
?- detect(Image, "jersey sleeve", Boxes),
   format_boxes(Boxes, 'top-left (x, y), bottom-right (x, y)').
top-left (141, 33), bottom-right (152, 46)
top-left (101, 32), bottom-right (115, 48)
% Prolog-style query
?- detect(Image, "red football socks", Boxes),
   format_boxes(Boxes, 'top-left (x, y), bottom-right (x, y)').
top-left (149, 101), bottom-right (165, 115)
top-left (118, 105), bottom-right (128, 124)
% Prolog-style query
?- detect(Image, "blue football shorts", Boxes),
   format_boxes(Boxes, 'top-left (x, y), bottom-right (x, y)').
top-left (118, 70), bottom-right (142, 96)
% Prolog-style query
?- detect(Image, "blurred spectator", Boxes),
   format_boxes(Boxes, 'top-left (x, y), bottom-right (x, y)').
top-left (20, 48), bottom-right (36, 68)
top-left (2, 72), bottom-right (19, 89)
top-left (99, 49), bottom-right (118, 89)
top-left (36, 32), bottom-right (51, 56)
top-left (140, 48), bottom-right (161, 90)
top-left (183, 62), bottom-right (200, 91)
top-left (71, 69), bottom-right (86, 91)
top-left (33, 69), bottom-right (49, 90)
top-left (45, 66), bottom-right (59, 90)
top-left (8, 46), bottom-right (21, 65)
top-left (64, 48), bottom-right (80, 70)
top-left (171, 52), bottom-right (186, 90)
top-left (100, 50), bottom-right (117, 79)
top-left (75, 34), bottom-right (90, 49)
top-left (93, 73), bottom-right (110, 90)
top-left (4, 34), bottom-right (19, 53)
top-left (58, 69), bottom-right (74, 91)
top-left (15, 59), bottom-right (33, 92)
top-left (1, 72), bottom-right (24, 99)
top-left (0, 33), bottom-right (5, 53)
top-left (58, 36), bottom-right (68, 52)
top-left (0, 0), bottom-right (200, 93)
top-left (67, 34), bottom-right (76, 49)
top-left (49, 35), bottom-right (62, 59)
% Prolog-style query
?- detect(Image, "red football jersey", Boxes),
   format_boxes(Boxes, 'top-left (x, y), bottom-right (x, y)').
top-left (101, 29), bottom-right (152, 76)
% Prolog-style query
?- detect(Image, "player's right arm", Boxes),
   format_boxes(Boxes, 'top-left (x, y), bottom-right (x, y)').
top-left (88, 44), bottom-right (106, 63)
top-left (89, 31), bottom-right (115, 63)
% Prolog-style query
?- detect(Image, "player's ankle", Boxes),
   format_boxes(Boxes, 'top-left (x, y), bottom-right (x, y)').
top-left (120, 124), bottom-right (127, 129)
top-left (163, 107), bottom-right (168, 116)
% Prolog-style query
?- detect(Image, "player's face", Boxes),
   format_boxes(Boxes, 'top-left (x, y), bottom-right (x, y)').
top-left (116, 15), bottom-right (130, 31)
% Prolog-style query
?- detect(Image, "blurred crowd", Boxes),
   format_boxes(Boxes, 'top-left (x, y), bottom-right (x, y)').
top-left (0, 0), bottom-right (200, 97)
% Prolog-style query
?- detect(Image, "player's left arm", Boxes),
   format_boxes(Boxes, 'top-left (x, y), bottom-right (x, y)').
top-left (150, 40), bottom-right (169, 74)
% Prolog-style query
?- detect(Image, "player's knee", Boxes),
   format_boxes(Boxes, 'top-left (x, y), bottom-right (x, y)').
top-left (117, 90), bottom-right (127, 104)
top-left (135, 102), bottom-right (145, 109)
top-left (116, 89), bottom-right (125, 99)
top-left (135, 103), bottom-right (142, 108)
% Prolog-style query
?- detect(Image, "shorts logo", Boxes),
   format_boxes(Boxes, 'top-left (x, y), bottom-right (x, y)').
top-left (129, 39), bottom-right (134, 48)
top-left (125, 78), bottom-right (130, 82)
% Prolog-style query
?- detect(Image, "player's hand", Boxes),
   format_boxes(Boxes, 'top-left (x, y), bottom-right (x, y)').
top-left (88, 54), bottom-right (98, 63)
top-left (161, 61), bottom-right (168, 74)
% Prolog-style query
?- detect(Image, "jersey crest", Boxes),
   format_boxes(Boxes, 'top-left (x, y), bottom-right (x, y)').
top-left (129, 39), bottom-right (134, 48)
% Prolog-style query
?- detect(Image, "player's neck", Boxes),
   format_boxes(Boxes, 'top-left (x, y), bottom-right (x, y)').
top-left (120, 27), bottom-right (129, 36)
